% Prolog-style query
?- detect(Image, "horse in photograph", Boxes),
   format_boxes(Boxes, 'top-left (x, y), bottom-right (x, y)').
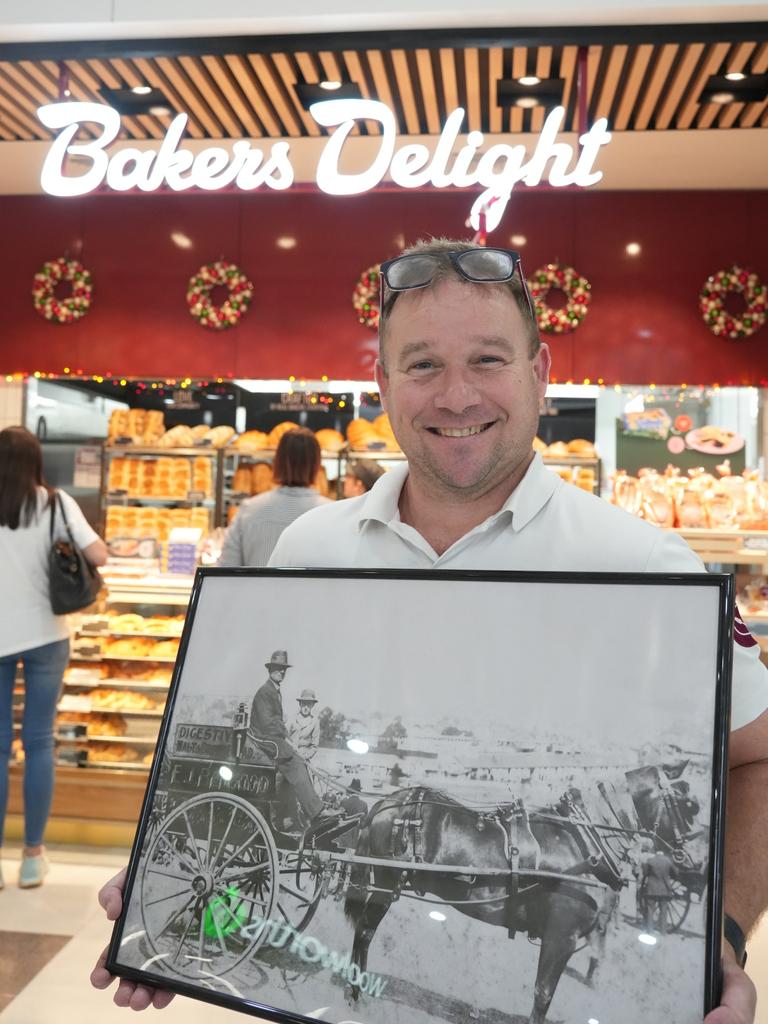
top-left (343, 786), bottom-right (622, 1024)
top-left (625, 765), bottom-right (709, 895)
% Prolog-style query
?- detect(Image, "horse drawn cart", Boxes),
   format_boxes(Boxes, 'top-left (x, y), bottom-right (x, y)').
top-left (137, 726), bottom-right (625, 1023)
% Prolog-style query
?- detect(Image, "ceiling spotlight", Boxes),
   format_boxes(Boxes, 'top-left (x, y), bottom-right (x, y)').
top-left (99, 85), bottom-right (174, 117)
top-left (295, 81), bottom-right (362, 109)
top-left (276, 236), bottom-right (297, 250)
top-left (170, 231), bottom-right (193, 250)
top-left (510, 234), bottom-right (528, 247)
top-left (497, 77), bottom-right (565, 110)
top-left (710, 91), bottom-right (737, 104)
top-left (625, 242), bottom-right (642, 256)
top-left (701, 72), bottom-right (768, 105)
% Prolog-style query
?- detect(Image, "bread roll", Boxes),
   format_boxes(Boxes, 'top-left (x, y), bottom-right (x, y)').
top-left (190, 424), bottom-right (210, 440)
top-left (104, 637), bottom-right (153, 658)
top-left (151, 639), bottom-right (180, 660)
top-left (314, 428), bottom-right (346, 452)
top-left (110, 613), bottom-right (146, 633)
top-left (347, 418), bottom-right (381, 449)
top-left (268, 421), bottom-right (299, 448)
top-left (205, 426), bottom-right (235, 448)
top-left (251, 463), bottom-right (274, 494)
top-left (158, 425), bottom-right (194, 448)
top-left (234, 430), bottom-right (269, 452)
top-left (545, 441), bottom-right (570, 457)
top-left (232, 467), bottom-right (252, 494)
top-left (567, 438), bottom-right (597, 458)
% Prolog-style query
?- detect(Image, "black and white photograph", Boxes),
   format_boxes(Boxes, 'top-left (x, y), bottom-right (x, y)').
top-left (108, 569), bottom-right (729, 1024)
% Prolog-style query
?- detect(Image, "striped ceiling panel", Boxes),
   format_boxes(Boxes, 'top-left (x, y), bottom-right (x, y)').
top-left (0, 35), bottom-right (765, 142)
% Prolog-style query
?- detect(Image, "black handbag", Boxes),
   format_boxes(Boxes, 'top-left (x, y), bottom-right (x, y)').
top-left (49, 491), bottom-right (103, 614)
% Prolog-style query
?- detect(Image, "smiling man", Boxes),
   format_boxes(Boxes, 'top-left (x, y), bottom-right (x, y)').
top-left (92, 239), bottom-right (768, 1022)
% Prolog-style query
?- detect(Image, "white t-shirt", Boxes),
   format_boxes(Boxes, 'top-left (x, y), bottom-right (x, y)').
top-left (0, 488), bottom-right (100, 657)
top-left (270, 454), bottom-right (768, 732)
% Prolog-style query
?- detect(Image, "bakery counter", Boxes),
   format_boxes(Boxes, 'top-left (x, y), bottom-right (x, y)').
top-left (674, 528), bottom-right (768, 570)
top-left (7, 762), bottom-right (148, 831)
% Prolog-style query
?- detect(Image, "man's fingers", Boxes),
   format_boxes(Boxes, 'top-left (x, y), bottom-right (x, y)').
top-left (98, 866), bottom-right (128, 921)
top-left (128, 986), bottom-right (154, 1012)
top-left (113, 979), bottom-right (136, 1008)
top-left (704, 960), bottom-right (757, 1024)
top-left (152, 989), bottom-right (176, 1010)
top-left (89, 945), bottom-right (116, 990)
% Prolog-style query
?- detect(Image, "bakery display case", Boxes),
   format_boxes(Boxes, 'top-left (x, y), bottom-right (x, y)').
top-left (59, 573), bottom-right (192, 772)
top-left (103, 445), bottom-right (221, 540)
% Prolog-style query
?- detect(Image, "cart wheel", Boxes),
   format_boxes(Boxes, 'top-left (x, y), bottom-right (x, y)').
top-left (274, 847), bottom-right (324, 933)
top-left (666, 878), bottom-right (691, 932)
top-left (140, 793), bottom-right (278, 978)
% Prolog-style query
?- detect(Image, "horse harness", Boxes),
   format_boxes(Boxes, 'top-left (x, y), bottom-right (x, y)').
top-left (390, 786), bottom-right (428, 861)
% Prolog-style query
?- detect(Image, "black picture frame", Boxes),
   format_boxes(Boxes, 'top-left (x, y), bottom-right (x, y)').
top-left (107, 567), bottom-right (733, 1024)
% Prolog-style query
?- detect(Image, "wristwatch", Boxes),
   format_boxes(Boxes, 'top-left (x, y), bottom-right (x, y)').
top-left (723, 914), bottom-right (748, 968)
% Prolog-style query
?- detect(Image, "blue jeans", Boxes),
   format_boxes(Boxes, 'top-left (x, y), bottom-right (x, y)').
top-left (0, 637), bottom-right (70, 847)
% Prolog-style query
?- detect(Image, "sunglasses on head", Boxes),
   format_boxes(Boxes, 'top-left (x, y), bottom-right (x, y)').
top-left (378, 247), bottom-right (535, 324)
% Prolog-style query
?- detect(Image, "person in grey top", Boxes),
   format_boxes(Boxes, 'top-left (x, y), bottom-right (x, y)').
top-left (219, 427), bottom-right (330, 565)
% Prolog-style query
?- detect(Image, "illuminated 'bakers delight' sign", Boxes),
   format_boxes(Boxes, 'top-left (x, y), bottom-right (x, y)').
top-left (37, 99), bottom-right (612, 231)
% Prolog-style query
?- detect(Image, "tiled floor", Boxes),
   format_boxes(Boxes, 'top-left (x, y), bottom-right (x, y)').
top-left (0, 845), bottom-right (766, 1023)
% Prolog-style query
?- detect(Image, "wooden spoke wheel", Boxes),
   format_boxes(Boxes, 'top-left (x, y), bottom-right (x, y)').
top-left (666, 878), bottom-right (692, 932)
top-left (273, 847), bottom-right (324, 934)
top-left (140, 793), bottom-right (278, 978)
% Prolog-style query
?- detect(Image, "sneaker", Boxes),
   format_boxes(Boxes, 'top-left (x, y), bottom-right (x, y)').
top-left (19, 851), bottom-right (49, 889)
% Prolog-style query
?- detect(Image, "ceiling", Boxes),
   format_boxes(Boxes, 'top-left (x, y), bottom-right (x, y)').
top-left (0, 25), bottom-right (766, 143)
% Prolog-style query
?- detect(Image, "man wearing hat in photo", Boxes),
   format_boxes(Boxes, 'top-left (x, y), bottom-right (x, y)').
top-left (343, 458), bottom-right (386, 499)
top-left (248, 650), bottom-right (325, 825)
top-left (288, 688), bottom-right (320, 762)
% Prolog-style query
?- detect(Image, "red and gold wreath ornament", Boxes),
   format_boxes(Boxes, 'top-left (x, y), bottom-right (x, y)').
top-left (528, 262), bottom-right (592, 335)
top-left (186, 260), bottom-right (254, 330)
top-left (353, 264), bottom-right (381, 330)
top-left (32, 258), bottom-right (93, 324)
top-left (699, 265), bottom-right (766, 340)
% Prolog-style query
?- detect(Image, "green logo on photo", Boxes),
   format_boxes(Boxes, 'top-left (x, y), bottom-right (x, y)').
top-left (204, 885), bottom-right (247, 937)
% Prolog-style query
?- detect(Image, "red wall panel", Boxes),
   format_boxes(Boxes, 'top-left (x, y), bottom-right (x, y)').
top-left (0, 190), bottom-right (766, 384)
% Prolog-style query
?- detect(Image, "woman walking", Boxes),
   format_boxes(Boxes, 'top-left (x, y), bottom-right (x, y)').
top-left (0, 426), bottom-right (107, 888)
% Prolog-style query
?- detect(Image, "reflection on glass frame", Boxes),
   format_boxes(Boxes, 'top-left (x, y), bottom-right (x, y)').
top-left (107, 568), bottom-right (731, 1024)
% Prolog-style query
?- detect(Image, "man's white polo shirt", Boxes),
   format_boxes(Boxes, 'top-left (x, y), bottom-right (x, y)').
top-left (269, 453), bottom-right (768, 730)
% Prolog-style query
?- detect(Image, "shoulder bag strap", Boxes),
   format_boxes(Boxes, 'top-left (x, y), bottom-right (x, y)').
top-left (49, 489), bottom-right (56, 542)
top-left (54, 491), bottom-right (76, 545)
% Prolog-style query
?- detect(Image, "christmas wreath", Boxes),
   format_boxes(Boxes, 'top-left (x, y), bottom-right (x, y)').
top-left (527, 262), bottom-right (592, 334)
top-left (699, 265), bottom-right (766, 340)
top-left (353, 264), bottom-right (381, 330)
top-left (186, 260), bottom-right (254, 330)
top-left (31, 257), bottom-right (93, 324)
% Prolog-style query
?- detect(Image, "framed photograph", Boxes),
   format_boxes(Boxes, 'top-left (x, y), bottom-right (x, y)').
top-left (107, 568), bottom-right (732, 1024)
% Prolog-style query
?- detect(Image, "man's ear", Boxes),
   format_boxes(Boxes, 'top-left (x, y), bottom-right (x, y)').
top-left (532, 342), bottom-right (551, 401)
top-left (374, 358), bottom-right (389, 411)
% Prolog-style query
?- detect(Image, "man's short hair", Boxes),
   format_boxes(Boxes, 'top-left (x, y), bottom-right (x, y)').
top-left (378, 237), bottom-right (541, 368)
